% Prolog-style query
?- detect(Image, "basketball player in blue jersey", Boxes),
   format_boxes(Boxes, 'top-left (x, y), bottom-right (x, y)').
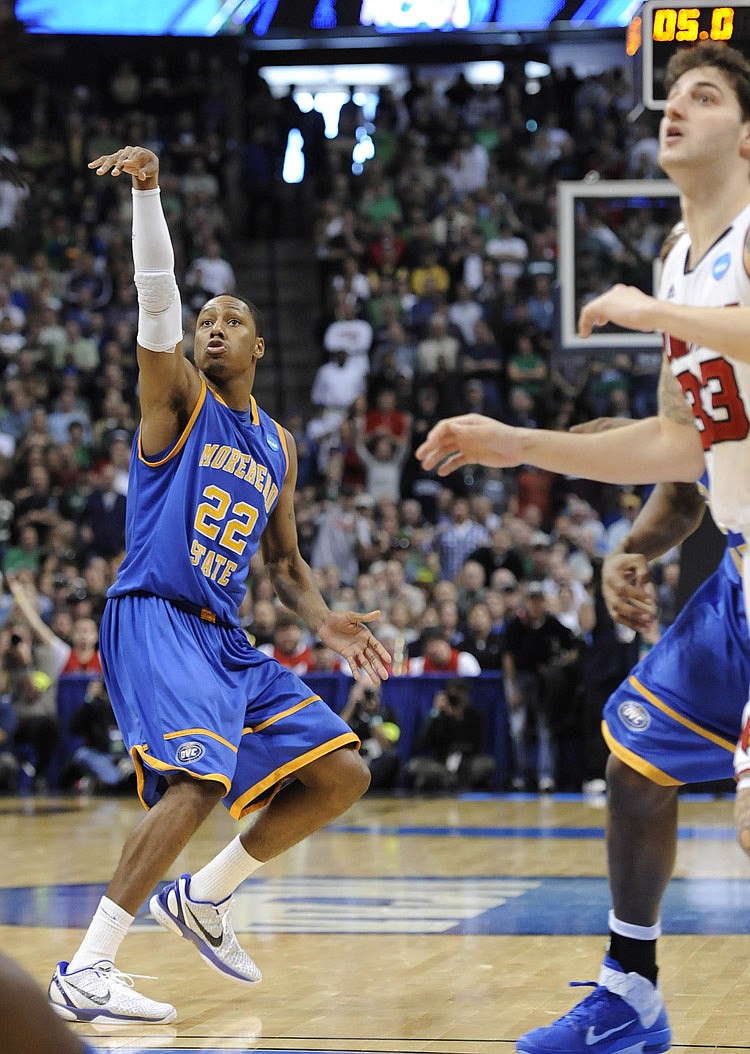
top-left (417, 40), bottom-right (750, 1054)
top-left (47, 145), bottom-right (391, 1026)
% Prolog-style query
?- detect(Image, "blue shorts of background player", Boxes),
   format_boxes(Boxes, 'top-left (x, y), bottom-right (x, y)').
top-left (604, 546), bottom-right (746, 785)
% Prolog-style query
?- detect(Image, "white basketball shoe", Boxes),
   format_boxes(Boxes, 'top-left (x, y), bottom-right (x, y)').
top-left (48, 960), bottom-right (176, 1024)
top-left (150, 873), bottom-right (261, 984)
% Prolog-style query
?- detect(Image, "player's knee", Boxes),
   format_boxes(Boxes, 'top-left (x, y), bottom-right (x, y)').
top-left (166, 771), bottom-right (224, 813)
top-left (606, 756), bottom-right (674, 818)
top-left (350, 749), bottom-right (371, 801)
top-left (298, 746), bottom-right (370, 808)
top-left (331, 746), bottom-right (370, 806)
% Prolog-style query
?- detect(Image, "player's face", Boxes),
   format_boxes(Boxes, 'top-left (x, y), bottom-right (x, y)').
top-left (194, 296), bottom-right (264, 384)
top-left (660, 66), bottom-right (749, 175)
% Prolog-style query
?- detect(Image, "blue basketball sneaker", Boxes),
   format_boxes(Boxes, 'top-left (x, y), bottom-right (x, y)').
top-left (516, 956), bottom-right (671, 1054)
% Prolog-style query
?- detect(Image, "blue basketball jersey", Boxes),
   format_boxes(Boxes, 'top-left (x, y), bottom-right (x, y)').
top-left (110, 378), bottom-right (288, 626)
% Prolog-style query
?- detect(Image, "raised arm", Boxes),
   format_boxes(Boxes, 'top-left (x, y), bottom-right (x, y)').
top-left (5, 573), bottom-right (61, 651)
top-left (415, 409), bottom-right (702, 484)
top-left (260, 430), bottom-right (391, 684)
top-left (4, 572), bottom-right (72, 672)
top-left (88, 146), bottom-right (200, 455)
top-left (578, 280), bottom-right (750, 365)
top-left (416, 349), bottom-right (703, 485)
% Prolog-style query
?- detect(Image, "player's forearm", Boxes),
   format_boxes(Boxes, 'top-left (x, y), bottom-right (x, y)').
top-left (646, 300), bottom-right (750, 364)
top-left (516, 416), bottom-right (703, 484)
top-left (131, 184), bottom-right (182, 354)
top-left (266, 553), bottom-right (329, 633)
top-left (7, 582), bottom-right (57, 648)
top-left (614, 481), bottom-right (705, 561)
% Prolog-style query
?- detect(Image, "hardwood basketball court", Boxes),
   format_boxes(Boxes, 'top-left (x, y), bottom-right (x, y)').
top-left (1, 791), bottom-right (748, 1053)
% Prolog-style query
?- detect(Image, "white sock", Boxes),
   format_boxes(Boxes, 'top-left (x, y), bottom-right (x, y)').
top-left (188, 835), bottom-right (263, 904)
top-left (609, 909), bottom-right (662, 941)
top-left (68, 896), bottom-right (134, 971)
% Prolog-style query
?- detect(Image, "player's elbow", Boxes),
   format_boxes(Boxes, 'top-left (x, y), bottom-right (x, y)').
top-left (264, 549), bottom-right (304, 589)
top-left (679, 442), bottom-right (706, 483)
top-left (659, 422), bottom-right (704, 482)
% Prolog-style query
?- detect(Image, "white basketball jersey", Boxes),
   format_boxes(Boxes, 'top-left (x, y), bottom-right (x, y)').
top-left (660, 202), bottom-right (750, 535)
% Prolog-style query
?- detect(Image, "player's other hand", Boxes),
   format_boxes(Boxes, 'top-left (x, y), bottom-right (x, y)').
top-left (318, 609), bottom-right (391, 684)
top-left (88, 145), bottom-right (159, 183)
top-left (578, 284), bottom-right (657, 338)
top-left (415, 413), bottom-right (523, 475)
top-left (601, 552), bottom-right (656, 631)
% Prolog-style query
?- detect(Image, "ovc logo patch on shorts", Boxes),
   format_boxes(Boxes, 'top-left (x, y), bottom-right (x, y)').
top-left (618, 701), bottom-right (651, 732)
top-left (176, 741), bottom-right (205, 764)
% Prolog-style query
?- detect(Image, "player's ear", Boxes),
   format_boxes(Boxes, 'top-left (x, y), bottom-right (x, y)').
top-left (253, 336), bottom-right (265, 361)
top-left (740, 121), bottom-right (750, 161)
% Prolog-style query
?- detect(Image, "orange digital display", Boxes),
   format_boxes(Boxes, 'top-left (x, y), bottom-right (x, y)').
top-left (637, 0), bottom-right (750, 108)
top-left (651, 5), bottom-right (735, 40)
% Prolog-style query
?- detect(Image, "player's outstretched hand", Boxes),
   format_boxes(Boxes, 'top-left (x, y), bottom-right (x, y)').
top-left (601, 552), bottom-right (656, 631)
top-left (88, 145), bottom-right (159, 183)
top-left (318, 610), bottom-right (391, 684)
top-left (578, 284), bottom-right (657, 338)
top-left (415, 413), bottom-right (523, 475)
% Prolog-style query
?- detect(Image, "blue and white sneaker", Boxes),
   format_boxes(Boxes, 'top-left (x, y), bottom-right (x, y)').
top-left (149, 873), bottom-right (261, 984)
top-left (48, 960), bottom-right (176, 1024)
top-left (516, 956), bottom-right (671, 1054)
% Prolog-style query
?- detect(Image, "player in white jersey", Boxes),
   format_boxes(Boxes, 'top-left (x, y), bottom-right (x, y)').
top-left (658, 212), bottom-right (750, 534)
top-left (417, 40), bottom-right (750, 1054)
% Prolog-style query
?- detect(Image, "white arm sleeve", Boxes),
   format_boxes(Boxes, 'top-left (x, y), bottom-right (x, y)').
top-left (132, 187), bottom-right (183, 353)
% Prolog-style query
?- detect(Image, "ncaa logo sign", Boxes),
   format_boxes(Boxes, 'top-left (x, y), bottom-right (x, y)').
top-left (176, 741), bottom-right (205, 764)
top-left (618, 701), bottom-right (650, 732)
top-left (712, 252), bottom-right (731, 281)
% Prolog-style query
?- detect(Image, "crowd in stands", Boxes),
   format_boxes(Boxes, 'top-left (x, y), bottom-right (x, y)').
top-left (0, 26), bottom-right (685, 796)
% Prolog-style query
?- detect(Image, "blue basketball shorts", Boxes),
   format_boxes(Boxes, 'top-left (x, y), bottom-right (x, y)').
top-left (99, 594), bottom-right (358, 818)
top-left (603, 556), bottom-right (749, 785)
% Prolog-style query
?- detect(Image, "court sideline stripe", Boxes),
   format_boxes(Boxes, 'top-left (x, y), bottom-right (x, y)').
top-left (327, 823), bottom-right (736, 839)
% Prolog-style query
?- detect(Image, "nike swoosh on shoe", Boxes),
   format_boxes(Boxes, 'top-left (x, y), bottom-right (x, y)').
top-left (185, 903), bottom-right (224, 948)
top-left (585, 1019), bottom-right (637, 1045)
top-left (65, 979), bottom-right (111, 1006)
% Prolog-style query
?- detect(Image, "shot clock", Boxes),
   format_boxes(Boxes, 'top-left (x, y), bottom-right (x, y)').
top-left (631, 0), bottom-right (750, 108)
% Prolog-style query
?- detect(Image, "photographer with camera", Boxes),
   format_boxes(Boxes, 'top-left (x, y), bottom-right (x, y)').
top-left (407, 678), bottom-right (496, 793)
top-left (0, 620), bottom-right (61, 792)
top-left (340, 682), bottom-right (402, 791)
